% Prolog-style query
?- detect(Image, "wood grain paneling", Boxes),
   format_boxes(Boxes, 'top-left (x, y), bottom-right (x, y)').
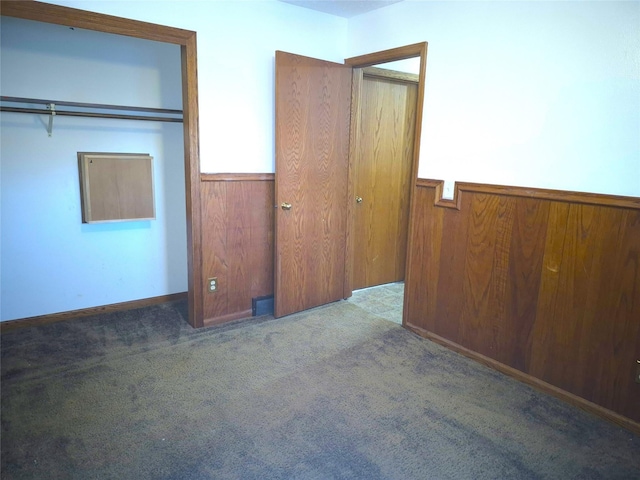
top-left (78, 153), bottom-right (155, 223)
top-left (274, 51), bottom-right (352, 317)
top-left (200, 177), bottom-right (274, 326)
top-left (353, 74), bottom-right (416, 289)
top-left (405, 180), bottom-right (640, 429)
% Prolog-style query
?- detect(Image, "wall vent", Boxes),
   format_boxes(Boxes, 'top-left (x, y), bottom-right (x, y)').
top-left (252, 295), bottom-right (274, 316)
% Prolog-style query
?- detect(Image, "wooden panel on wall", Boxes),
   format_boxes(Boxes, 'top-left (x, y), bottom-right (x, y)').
top-left (200, 175), bottom-right (274, 325)
top-left (405, 180), bottom-right (640, 427)
top-left (78, 152), bottom-right (155, 223)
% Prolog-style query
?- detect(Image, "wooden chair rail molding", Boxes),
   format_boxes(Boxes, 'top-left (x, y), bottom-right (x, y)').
top-left (201, 173), bottom-right (275, 182)
top-left (419, 178), bottom-right (640, 210)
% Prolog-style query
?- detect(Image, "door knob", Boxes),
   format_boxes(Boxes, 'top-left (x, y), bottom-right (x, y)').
top-left (355, 196), bottom-right (363, 204)
top-left (281, 202), bottom-right (292, 210)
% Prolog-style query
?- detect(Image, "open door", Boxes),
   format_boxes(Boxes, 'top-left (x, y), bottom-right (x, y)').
top-left (274, 51), bottom-right (352, 318)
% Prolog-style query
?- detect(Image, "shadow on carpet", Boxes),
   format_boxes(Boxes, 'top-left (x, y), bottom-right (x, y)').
top-left (2, 300), bottom-right (639, 479)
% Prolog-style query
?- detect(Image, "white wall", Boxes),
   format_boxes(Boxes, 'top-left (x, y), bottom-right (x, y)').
top-left (1, 17), bottom-right (187, 320)
top-left (349, 1), bottom-right (640, 197)
top-left (46, 0), bottom-right (639, 196)
top-left (9, 1), bottom-right (635, 319)
top-left (45, 0), bottom-right (348, 174)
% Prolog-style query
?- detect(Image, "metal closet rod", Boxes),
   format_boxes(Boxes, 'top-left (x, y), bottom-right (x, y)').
top-left (0, 96), bottom-right (183, 123)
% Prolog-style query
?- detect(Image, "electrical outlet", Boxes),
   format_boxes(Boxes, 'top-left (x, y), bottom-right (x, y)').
top-left (207, 277), bottom-right (218, 293)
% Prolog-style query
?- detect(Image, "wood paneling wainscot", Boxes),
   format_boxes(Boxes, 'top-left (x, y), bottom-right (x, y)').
top-left (200, 174), bottom-right (274, 326)
top-left (404, 179), bottom-right (640, 432)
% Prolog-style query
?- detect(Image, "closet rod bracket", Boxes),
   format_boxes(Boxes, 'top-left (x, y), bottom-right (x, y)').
top-left (46, 103), bottom-right (56, 137)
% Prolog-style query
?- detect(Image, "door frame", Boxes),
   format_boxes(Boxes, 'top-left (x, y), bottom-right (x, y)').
top-left (343, 42), bottom-right (428, 326)
top-left (2, 1), bottom-right (204, 327)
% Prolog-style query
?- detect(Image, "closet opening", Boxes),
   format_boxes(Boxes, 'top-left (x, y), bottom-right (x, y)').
top-left (1, 2), bottom-right (203, 327)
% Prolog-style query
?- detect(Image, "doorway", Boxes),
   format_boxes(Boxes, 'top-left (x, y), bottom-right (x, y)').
top-left (345, 46), bottom-right (426, 327)
top-left (274, 44), bottom-right (427, 322)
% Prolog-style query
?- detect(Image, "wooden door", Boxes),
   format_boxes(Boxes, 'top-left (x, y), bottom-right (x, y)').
top-left (353, 70), bottom-right (418, 290)
top-left (274, 51), bottom-right (352, 318)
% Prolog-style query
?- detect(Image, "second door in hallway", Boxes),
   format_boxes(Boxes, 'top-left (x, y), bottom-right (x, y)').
top-left (353, 69), bottom-right (418, 290)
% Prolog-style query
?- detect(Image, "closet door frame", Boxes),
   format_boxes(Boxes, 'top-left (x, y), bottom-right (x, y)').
top-left (2, 1), bottom-right (204, 327)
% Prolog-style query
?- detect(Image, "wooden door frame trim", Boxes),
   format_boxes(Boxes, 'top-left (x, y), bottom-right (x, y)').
top-left (2, 1), bottom-right (204, 327)
top-left (343, 42), bottom-right (428, 309)
top-left (362, 66), bottom-right (419, 84)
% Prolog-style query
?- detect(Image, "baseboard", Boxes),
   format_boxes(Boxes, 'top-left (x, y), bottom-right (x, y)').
top-left (0, 292), bottom-right (188, 333)
top-left (405, 322), bottom-right (640, 436)
top-left (203, 309), bottom-right (253, 327)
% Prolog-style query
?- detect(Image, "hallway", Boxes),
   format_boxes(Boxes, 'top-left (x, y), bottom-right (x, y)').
top-left (348, 282), bottom-right (404, 325)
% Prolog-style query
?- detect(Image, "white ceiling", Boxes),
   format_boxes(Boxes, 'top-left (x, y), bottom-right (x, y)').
top-left (278, 0), bottom-right (404, 18)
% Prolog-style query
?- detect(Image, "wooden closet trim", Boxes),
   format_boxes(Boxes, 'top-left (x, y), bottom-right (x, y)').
top-left (201, 173), bottom-right (275, 182)
top-left (2, 1), bottom-right (204, 327)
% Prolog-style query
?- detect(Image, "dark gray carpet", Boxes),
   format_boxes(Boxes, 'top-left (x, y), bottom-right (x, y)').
top-left (1, 299), bottom-right (639, 479)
